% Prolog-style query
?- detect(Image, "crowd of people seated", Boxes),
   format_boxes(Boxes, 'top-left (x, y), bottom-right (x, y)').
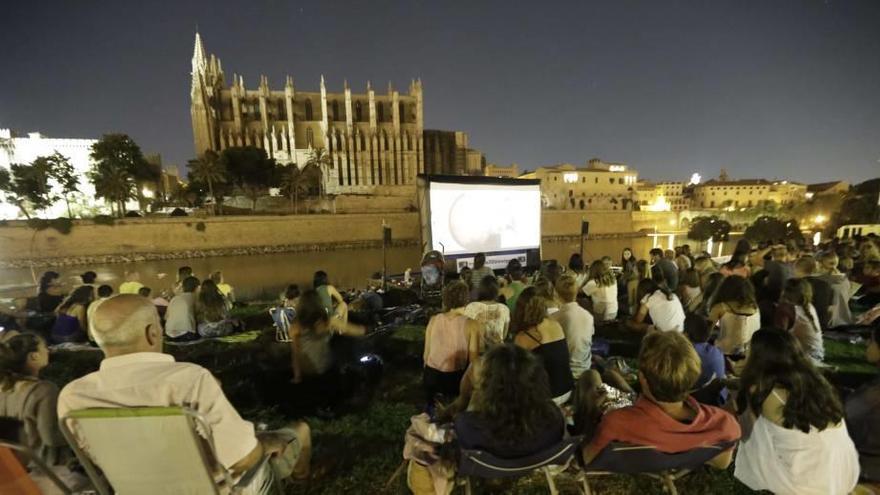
top-left (2, 233), bottom-right (880, 493)
top-left (410, 236), bottom-right (880, 494)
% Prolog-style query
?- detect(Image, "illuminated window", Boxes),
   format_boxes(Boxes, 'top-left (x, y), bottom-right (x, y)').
top-left (563, 172), bottom-right (578, 183)
top-left (306, 128), bottom-right (314, 147)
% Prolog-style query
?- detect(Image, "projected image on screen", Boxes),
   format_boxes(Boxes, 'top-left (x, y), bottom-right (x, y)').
top-left (429, 182), bottom-right (541, 256)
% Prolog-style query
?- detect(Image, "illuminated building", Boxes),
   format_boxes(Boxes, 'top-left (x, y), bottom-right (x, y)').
top-left (692, 175), bottom-right (807, 210)
top-left (520, 158), bottom-right (638, 210)
top-left (484, 163), bottom-right (520, 178)
top-left (423, 130), bottom-right (485, 176)
top-left (635, 181), bottom-right (687, 212)
top-left (0, 128), bottom-right (101, 219)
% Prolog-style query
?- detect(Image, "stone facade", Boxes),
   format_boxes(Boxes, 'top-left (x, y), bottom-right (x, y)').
top-left (692, 177), bottom-right (806, 210)
top-left (422, 130), bottom-right (484, 175)
top-left (190, 33), bottom-right (425, 195)
top-left (521, 158), bottom-right (639, 211)
top-left (634, 181), bottom-right (687, 212)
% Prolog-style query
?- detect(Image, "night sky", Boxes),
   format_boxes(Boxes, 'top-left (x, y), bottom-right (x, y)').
top-left (1, 1), bottom-right (878, 184)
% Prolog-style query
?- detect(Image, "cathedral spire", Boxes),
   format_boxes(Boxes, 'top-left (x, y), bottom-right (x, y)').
top-left (192, 31), bottom-right (207, 74)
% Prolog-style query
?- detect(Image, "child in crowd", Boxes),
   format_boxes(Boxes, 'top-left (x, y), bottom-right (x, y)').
top-left (580, 331), bottom-right (740, 467)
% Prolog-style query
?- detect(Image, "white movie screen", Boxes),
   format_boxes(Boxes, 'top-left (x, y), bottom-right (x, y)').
top-left (428, 181), bottom-right (541, 256)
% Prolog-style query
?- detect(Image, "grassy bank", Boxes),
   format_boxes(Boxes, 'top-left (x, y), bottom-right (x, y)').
top-left (45, 312), bottom-right (876, 494)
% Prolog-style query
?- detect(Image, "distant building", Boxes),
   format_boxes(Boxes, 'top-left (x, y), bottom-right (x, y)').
top-left (0, 128), bottom-right (100, 219)
top-left (485, 163), bottom-right (519, 178)
top-left (807, 181), bottom-right (849, 199)
top-left (635, 181), bottom-right (687, 212)
top-left (423, 130), bottom-right (484, 176)
top-left (692, 175), bottom-right (807, 210)
top-left (521, 158), bottom-right (638, 210)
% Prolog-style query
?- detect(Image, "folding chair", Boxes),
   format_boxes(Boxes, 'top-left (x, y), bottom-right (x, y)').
top-left (269, 307), bottom-right (295, 343)
top-left (579, 441), bottom-right (737, 495)
top-left (60, 406), bottom-right (271, 495)
top-left (457, 435), bottom-right (583, 495)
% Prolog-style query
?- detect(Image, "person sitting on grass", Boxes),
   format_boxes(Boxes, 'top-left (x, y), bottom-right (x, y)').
top-left (581, 331), bottom-right (741, 468)
top-left (734, 329), bottom-right (858, 495)
top-left (627, 278), bottom-right (685, 333)
top-left (118, 271), bottom-right (144, 295)
top-left (774, 278), bottom-right (824, 363)
top-left (468, 253), bottom-right (495, 288)
top-left (86, 285), bottom-right (113, 342)
top-left (707, 275), bottom-right (761, 357)
top-left (582, 260), bottom-right (618, 322)
top-left (421, 282), bottom-right (480, 410)
top-left (164, 276), bottom-right (199, 342)
top-left (499, 258), bottom-right (528, 313)
top-left (684, 313), bottom-right (728, 405)
top-left (211, 271), bottom-right (236, 304)
top-left (195, 279), bottom-right (235, 338)
top-left (463, 276), bottom-right (510, 350)
top-left (58, 295), bottom-right (312, 488)
top-left (291, 289), bottom-right (368, 384)
top-left (678, 268), bottom-right (703, 314)
top-left (51, 285), bottom-right (94, 344)
top-left (816, 250), bottom-right (854, 327)
top-left (551, 274), bottom-right (594, 380)
top-left (846, 325), bottom-right (880, 481)
top-left (514, 295), bottom-right (573, 404)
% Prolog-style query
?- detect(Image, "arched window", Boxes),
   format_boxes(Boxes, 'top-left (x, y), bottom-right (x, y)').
top-left (355, 101), bottom-right (363, 122)
top-left (399, 104), bottom-right (406, 123)
top-left (306, 128), bottom-right (314, 148)
top-left (332, 101), bottom-right (340, 121)
top-left (377, 102), bottom-right (385, 122)
top-left (304, 99), bottom-right (313, 121)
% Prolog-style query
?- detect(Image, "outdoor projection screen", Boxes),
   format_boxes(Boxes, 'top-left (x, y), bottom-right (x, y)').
top-left (420, 176), bottom-right (542, 257)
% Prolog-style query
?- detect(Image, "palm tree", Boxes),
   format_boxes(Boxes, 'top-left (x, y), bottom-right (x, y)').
top-left (89, 162), bottom-right (134, 217)
top-left (279, 164), bottom-right (307, 214)
top-left (305, 148), bottom-right (333, 197)
top-left (187, 150), bottom-right (227, 215)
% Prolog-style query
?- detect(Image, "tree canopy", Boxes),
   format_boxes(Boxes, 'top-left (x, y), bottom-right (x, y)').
top-left (744, 215), bottom-right (804, 244)
top-left (89, 134), bottom-right (151, 215)
top-left (221, 146), bottom-right (278, 211)
top-left (687, 216), bottom-right (731, 242)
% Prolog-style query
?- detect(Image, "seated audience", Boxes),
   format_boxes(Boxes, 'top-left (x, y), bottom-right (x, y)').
top-left (551, 275), bottom-right (595, 379)
top-left (816, 251), bottom-right (854, 327)
top-left (313, 270), bottom-right (363, 335)
top-left (626, 260), bottom-right (650, 316)
top-left (118, 271), bottom-right (144, 295)
top-left (707, 275), bottom-right (761, 356)
top-left (582, 260), bottom-right (618, 321)
top-left (514, 295), bottom-right (573, 404)
top-left (195, 279), bottom-right (235, 338)
top-left (280, 284), bottom-right (300, 309)
top-left (734, 329), bottom-right (859, 495)
top-left (211, 271), bottom-right (236, 304)
top-left (533, 277), bottom-right (559, 314)
top-left (51, 285), bottom-right (94, 344)
top-left (0, 334), bottom-right (67, 465)
top-left (407, 344), bottom-right (564, 494)
top-left (137, 287), bottom-right (152, 298)
top-left (421, 282), bottom-right (479, 406)
top-left (468, 253), bottom-right (495, 288)
top-left (855, 260), bottom-right (880, 307)
top-left (684, 314), bottom-right (727, 405)
top-left (628, 279), bottom-right (685, 333)
top-left (650, 248), bottom-right (679, 291)
top-left (751, 244), bottom-right (793, 297)
top-left (499, 259), bottom-right (528, 313)
top-left (79, 271), bottom-right (97, 287)
top-left (164, 276), bottom-right (199, 341)
top-left (172, 266), bottom-right (193, 295)
top-left (87, 284), bottom-right (113, 342)
top-left (678, 268), bottom-right (703, 314)
top-left (581, 331), bottom-right (741, 467)
top-left (845, 326), bottom-right (880, 481)
top-left (794, 256), bottom-right (833, 331)
top-left (774, 278), bottom-right (824, 363)
top-left (463, 276), bottom-right (510, 350)
top-left (58, 295), bottom-right (312, 485)
top-left (36, 271), bottom-right (64, 313)
top-left (567, 253), bottom-right (588, 291)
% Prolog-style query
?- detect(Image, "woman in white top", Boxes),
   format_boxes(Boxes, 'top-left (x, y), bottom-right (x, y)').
top-left (627, 279), bottom-right (685, 333)
top-left (707, 275), bottom-right (761, 356)
top-left (735, 330), bottom-right (858, 495)
top-left (464, 275), bottom-right (510, 351)
top-left (582, 260), bottom-right (618, 321)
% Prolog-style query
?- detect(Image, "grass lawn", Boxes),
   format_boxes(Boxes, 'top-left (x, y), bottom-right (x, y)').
top-left (46, 311), bottom-right (876, 494)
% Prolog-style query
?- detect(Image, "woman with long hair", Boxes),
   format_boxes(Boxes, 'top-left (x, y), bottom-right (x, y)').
top-left (456, 344), bottom-right (564, 456)
top-left (583, 260), bottom-right (618, 321)
top-left (50, 285), bottom-right (94, 343)
top-left (567, 253), bottom-right (588, 291)
top-left (626, 259), bottom-right (651, 316)
top-left (708, 275), bottom-right (761, 356)
top-left (509, 286), bottom-right (537, 336)
top-left (513, 295), bottom-right (573, 403)
top-left (0, 333), bottom-right (67, 464)
top-left (620, 248), bottom-right (637, 278)
top-left (734, 330), bottom-right (858, 494)
top-left (195, 279), bottom-right (234, 337)
top-left (627, 278), bottom-right (685, 333)
top-left (463, 275), bottom-right (510, 350)
top-left (36, 271), bottom-right (64, 313)
top-left (774, 278), bottom-right (823, 362)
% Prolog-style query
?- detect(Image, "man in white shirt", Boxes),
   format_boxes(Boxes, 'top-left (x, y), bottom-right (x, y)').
top-left (164, 276), bottom-right (199, 340)
top-left (58, 294), bottom-right (311, 489)
top-left (551, 274), bottom-right (595, 379)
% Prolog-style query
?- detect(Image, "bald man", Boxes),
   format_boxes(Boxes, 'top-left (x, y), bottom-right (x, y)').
top-left (57, 294), bottom-right (311, 489)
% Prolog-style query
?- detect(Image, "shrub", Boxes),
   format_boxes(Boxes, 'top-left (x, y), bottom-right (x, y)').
top-left (170, 208), bottom-right (188, 217)
top-left (93, 215), bottom-right (115, 226)
top-left (195, 221), bottom-right (206, 232)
